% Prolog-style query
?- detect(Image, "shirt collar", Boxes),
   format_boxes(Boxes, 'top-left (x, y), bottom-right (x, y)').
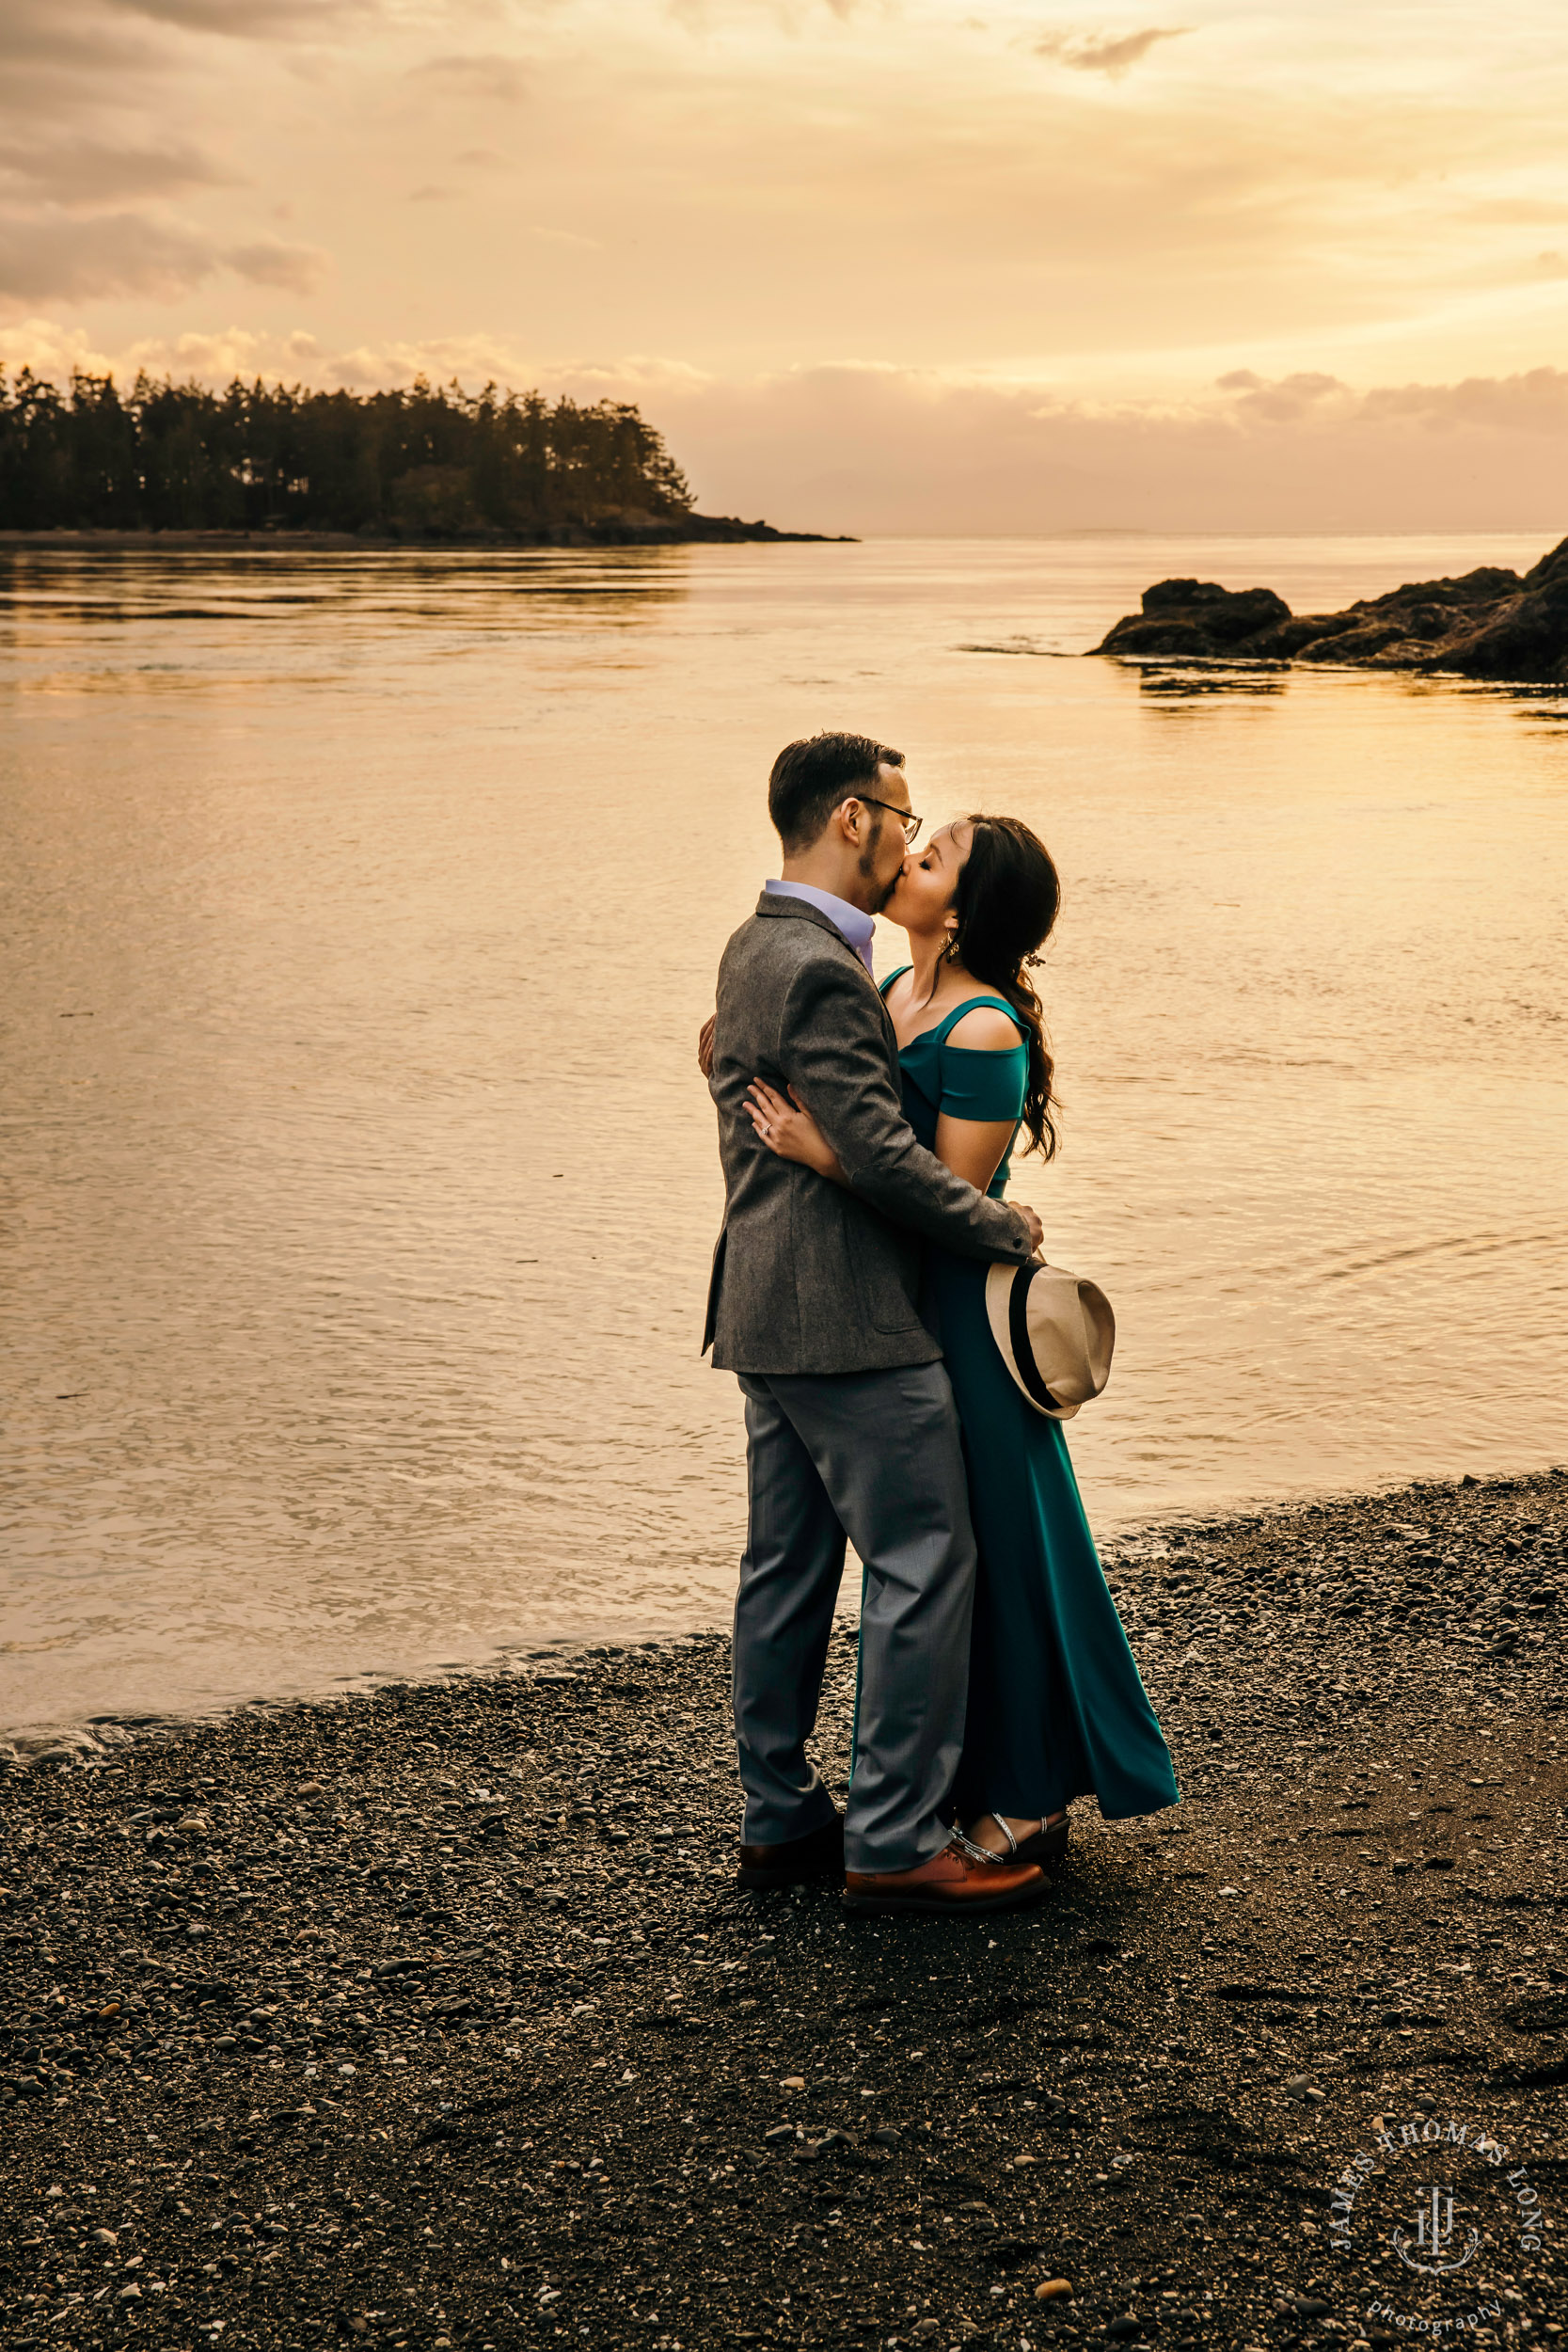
top-left (764, 878), bottom-right (877, 975)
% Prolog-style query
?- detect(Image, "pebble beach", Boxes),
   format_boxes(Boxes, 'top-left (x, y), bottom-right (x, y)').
top-left (3, 1469), bottom-right (1564, 2352)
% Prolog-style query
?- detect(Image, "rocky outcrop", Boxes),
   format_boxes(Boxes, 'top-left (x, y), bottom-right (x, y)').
top-left (537, 508), bottom-right (854, 547)
top-left (1094, 532), bottom-right (1568, 682)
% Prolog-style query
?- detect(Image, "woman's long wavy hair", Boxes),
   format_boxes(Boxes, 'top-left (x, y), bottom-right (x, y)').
top-left (942, 813), bottom-right (1062, 1160)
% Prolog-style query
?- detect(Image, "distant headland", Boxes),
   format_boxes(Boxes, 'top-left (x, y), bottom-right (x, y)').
top-left (1094, 532), bottom-right (1568, 684)
top-left (0, 369), bottom-right (850, 547)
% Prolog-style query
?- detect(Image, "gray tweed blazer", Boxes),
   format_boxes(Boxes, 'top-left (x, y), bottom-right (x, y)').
top-left (704, 893), bottom-right (1035, 1375)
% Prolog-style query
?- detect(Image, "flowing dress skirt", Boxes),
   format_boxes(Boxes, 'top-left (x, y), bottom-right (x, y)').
top-left (927, 1246), bottom-right (1180, 1824)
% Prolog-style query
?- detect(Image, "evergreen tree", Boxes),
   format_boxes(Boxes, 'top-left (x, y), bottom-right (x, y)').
top-left (0, 373), bottom-right (695, 533)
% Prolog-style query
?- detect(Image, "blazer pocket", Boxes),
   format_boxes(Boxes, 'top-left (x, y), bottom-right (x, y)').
top-left (858, 1221), bottom-right (925, 1335)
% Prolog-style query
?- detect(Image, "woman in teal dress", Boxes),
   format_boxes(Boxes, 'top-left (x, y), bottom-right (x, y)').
top-left (745, 813), bottom-right (1178, 1862)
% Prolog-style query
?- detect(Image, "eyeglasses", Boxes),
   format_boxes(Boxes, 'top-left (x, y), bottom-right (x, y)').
top-left (846, 793), bottom-right (923, 845)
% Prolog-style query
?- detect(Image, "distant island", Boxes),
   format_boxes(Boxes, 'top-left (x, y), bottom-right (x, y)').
top-left (0, 369), bottom-right (848, 547)
top-left (1094, 532), bottom-right (1568, 684)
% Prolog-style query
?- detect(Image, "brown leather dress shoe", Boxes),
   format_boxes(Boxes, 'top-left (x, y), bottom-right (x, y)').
top-left (736, 1811), bottom-right (845, 1890)
top-left (843, 1835), bottom-right (1047, 1915)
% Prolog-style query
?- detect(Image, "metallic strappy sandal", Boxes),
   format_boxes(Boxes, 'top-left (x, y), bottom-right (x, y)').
top-left (978, 1810), bottom-right (1069, 1867)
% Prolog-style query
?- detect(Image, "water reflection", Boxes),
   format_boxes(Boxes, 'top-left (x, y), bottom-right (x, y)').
top-left (0, 547), bottom-right (692, 638)
top-left (1134, 664), bottom-right (1289, 699)
top-left (955, 638), bottom-right (1072, 657)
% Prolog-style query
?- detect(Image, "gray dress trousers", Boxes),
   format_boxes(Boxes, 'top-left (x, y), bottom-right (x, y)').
top-left (733, 1361), bottom-right (978, 1874)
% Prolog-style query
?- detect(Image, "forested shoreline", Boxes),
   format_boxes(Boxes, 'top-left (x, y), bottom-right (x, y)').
top-left (0, 370), bottom-right (748, 541)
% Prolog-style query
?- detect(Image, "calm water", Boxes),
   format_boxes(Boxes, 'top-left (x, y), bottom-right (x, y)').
top-left (4, 534), bottom-right (1567, 1737)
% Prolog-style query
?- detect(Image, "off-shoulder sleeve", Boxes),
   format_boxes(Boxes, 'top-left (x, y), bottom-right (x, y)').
top-left (774, 955), bottom-right (1033, 1264)
top-left (939, 1041), bottom-right (1027, 1123)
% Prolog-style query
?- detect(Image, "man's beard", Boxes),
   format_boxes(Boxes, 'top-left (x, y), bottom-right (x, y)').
top-left (859, 813), bottom-right (898, 911)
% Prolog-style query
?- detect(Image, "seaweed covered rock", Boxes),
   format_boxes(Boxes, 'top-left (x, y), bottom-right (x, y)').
top-left (1093, 535), bottom-right (1568, 682)
top-left (1094, 579), bottom-right (1291, 660)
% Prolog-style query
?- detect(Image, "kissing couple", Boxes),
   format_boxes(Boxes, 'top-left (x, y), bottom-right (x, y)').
top-left (702, 732), bottom-right (1178, 1916)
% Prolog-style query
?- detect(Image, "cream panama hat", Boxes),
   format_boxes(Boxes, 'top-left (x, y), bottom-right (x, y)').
top-left (984, 1259), bottom-right (1116, 1421)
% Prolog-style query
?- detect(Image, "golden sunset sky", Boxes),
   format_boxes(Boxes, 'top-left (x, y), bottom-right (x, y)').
top-left (4, 0), bottom-right (1568, 531)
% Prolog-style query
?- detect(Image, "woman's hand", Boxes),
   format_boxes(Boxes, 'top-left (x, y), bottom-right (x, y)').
top-left (745, 1079), bottom-right (847, 1184)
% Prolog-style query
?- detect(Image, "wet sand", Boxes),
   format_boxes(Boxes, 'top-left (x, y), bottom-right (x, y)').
top-left (2, 1469), bottom-right (1563, 2352)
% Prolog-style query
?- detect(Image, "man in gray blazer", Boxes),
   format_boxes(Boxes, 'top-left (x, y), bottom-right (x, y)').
top-left (703, 732), bottom-right (1048, 1915)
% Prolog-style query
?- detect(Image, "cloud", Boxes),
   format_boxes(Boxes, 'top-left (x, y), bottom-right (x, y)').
top-left (583, 357), bottom-right (1568, 534)
top-left (0, 214), bottom-right (327, 312)
top-left (0, 3), bottom-right (147, 77)
top-left (408, 53), bottom-right (530, 104)
top-left (0, 316), bottom-right (329, 379)
top-left (1354, 365), bottom-right (1568, 437)
top-left (0, 312), bottom-right (116, 376)
top-left (108, 0), bottom-right (368, 35)
top-left (1212, 364), bottom-right (1568, 439)
top-left (1034, 25), bottom-right (1190, 77)
top-left (0, 206), bottom-right (217, 303)
top-left (1213, 367), bottom-right (1347, 422)
top-left (0, 0), bottom-right (363, 82)
top-left (0, 0), bottom-right (341, 317)
top-left (0, 321), bottom-right (715, 399)
top-left (225, 234), bottom-right (328, 291)
top-left (0, 135), bottom-right (234, 207)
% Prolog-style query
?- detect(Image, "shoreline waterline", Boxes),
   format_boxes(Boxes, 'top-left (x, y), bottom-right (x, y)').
top-left (0, 1458), bottom-right (1560, 1759)
top-left (5, 1463), bottom-right (1561, 1760)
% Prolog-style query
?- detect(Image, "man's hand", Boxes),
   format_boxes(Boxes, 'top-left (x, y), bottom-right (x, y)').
top-left (697, 1014), bottom-right (715, 1080)
top-left (1015, 1202), bottom-right (1045, 1256)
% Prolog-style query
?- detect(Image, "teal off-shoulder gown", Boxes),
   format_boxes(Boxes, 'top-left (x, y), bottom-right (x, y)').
top-left (884, 976), bottom-right (1179, 1825)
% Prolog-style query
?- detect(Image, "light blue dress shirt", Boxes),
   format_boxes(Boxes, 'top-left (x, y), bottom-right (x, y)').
top-left (763, 879), bottom-right (877, 976)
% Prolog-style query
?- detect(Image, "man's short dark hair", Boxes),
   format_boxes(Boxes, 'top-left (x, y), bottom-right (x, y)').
top-left (768, 732), bottom-right (904, 855)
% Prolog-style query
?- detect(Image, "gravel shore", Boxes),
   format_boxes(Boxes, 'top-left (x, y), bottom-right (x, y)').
top-left (3, 1470), bottom-right (1564, 2352)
